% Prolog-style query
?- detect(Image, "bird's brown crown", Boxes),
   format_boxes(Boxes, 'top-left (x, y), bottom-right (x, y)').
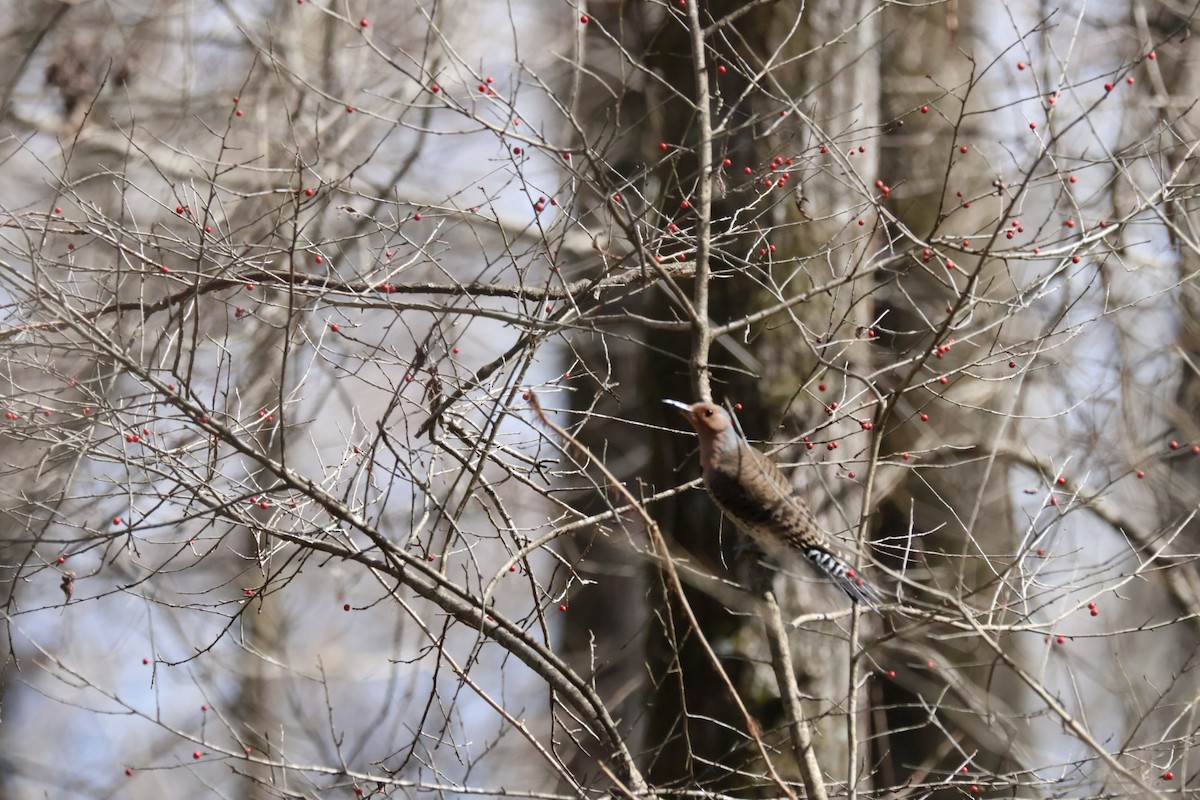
top-left (681, 402), bottom-right (731, 436)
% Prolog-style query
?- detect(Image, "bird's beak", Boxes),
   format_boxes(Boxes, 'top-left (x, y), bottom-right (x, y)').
top-left (662, 399), bottom-right (693, 417)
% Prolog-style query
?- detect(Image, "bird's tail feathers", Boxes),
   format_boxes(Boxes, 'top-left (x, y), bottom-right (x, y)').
top-left (804, 547), bottom-right (884, 611)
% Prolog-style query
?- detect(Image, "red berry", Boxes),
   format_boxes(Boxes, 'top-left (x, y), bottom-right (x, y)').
top-left (1170, 440), bottom-right (1181, 450)
top-left (430, 84), bottom-right (440, 93)
top-left (580, 14), bottom-right (588, 23)
top-left (1017, 61), bottom-right (1026, 70)
top-left (1126, 75), bottom-right (1135, 84)
top-left (1136, 470), bottom-right (1145, 479)
top-left (193, 751), bottom-right (202, 760)
top-left (920, 105), bottom-right (928, 113)
top-left (1163, 771), bottom-right (1174, 781)
top-left (1148, 52), bottom-right (1156, 60)
top-left (1056, 635), bottom-right (1065, 644)
top-left (847, 471), bottom-right (856, 479)
top-left (343, 603), bottom-right (350, 611)
top-left (1104, 82), bottom-right (1113, 91)
top-left (959, 145), bottom-right (968, 154)
top-left (920, 413), bottom-right (929, 422)
top-left (1056, 476), bottom-right (1066, 485)
top-left (359, 18), bottom-right (368, 27)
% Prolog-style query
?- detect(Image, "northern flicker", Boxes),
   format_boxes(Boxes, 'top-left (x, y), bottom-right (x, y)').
top-left (666, 399), bottom-right (881, 607)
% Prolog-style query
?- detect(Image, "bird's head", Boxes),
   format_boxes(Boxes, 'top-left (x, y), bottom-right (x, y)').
top-left (664, 400), bottom-right (736, 463)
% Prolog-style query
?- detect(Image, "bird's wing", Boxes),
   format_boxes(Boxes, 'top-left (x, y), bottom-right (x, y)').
top-left (738, 442), bottom-right (821, 537)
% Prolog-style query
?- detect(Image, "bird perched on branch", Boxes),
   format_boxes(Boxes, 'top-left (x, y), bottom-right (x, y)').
top-left (665, 399), bottom-right (881, 608)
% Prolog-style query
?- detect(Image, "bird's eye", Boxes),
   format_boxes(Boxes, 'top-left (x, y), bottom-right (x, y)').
top-left (704, 408), bottom-right (714, 417)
